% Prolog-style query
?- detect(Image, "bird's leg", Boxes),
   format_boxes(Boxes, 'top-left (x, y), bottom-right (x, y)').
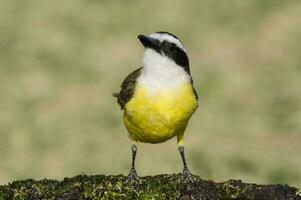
top-left (126, 142), bottom-right (139, 183)
top-left (178, 145), bottom-right (194, 182)
top-left (177, 134), bottom-right (195, 183)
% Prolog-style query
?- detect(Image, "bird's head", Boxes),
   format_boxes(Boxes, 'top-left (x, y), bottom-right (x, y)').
top-left (138, 32), bottom-right (190, 74)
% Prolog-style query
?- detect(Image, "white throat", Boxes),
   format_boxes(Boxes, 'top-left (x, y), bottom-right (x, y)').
top-left (138, 49), bottom-right (190, 92)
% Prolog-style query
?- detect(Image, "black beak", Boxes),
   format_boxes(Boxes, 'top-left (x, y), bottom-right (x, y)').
top-left (137, 34), bottom-right (159, 50)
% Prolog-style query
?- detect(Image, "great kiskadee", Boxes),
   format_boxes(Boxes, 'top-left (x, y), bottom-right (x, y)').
top-left (114, 31), bottom-right (198, 182)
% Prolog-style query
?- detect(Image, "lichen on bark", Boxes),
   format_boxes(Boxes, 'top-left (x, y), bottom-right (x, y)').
top-left (0, 174), bottom-right (300, 200)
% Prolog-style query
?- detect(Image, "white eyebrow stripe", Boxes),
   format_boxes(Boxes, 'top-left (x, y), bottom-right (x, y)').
top-left (149, 33), bottom-right (186, 52)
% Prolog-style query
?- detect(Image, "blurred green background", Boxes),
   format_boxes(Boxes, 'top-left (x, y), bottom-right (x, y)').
top-left (0, 0), bottom-right (301, 187)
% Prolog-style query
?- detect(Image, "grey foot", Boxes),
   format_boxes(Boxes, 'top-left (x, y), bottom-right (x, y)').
top-left (183, 167), bottom-right (195, 183)
top-left (178, 167), bottom-right (195, 183)
top-left (178, 168), bottom-right (196, 199)
top-left (125, 168), bottom-right (140, 184)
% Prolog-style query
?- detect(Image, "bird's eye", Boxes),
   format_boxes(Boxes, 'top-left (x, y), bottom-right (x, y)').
top-left (162, 41), bottom-right (177, 52)
top-left (168, 43), bottom-right (176, 51)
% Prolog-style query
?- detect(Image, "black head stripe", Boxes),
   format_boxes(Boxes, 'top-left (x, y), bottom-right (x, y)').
top-left (161, 40), bottom-right (190, 74)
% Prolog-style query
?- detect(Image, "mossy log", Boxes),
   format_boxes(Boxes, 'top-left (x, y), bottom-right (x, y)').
top-left (0, 174), bottom-right (300, 200)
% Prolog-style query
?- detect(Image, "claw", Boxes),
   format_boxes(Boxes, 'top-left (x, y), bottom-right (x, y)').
top-left (177, 168), bottom-right (196, 199)
top-left (183, 167), bottom-right (195, 183)
top-left (125, 168), bottom-right (140, 184)
top-left (177, 167), bottom-right (195, 183)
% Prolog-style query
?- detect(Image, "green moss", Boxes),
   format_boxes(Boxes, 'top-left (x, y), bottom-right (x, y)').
top-left (218, 180), bottom-right (252, 199)
top-left (0, 174), bottom-right (299, 200)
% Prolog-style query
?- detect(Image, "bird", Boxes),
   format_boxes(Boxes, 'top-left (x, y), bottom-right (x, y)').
top-left (114, 31), bottom-right (198, 183)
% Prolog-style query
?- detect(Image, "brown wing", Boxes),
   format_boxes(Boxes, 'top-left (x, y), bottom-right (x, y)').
top-left (113, 68), bottom-right (142, 109)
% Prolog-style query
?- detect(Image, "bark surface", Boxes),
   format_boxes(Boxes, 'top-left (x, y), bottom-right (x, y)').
top-left (0, 174), bottom-right (300, 200)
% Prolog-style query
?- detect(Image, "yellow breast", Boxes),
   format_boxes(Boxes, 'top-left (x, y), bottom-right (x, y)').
top-left (123, 83), bottom-right (198, 143)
